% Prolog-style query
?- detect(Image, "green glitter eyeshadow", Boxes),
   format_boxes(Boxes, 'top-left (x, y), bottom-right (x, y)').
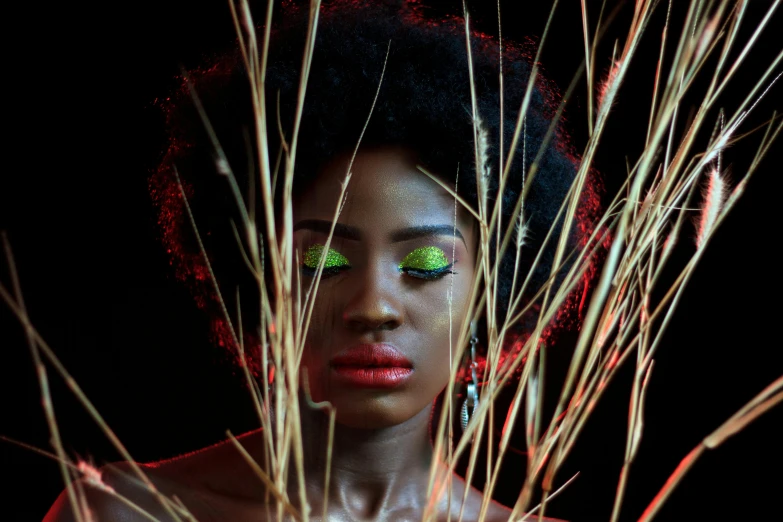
top-left (303, 244), bottom-right (350, 270)
top-left (399, 246), bottom-right (450, 272)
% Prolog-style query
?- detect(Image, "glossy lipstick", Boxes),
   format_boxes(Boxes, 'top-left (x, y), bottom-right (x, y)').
top-left (330, 344), bottom-right (413, 388)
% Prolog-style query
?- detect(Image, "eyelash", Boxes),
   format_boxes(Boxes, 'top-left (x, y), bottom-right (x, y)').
top-left (300, 264), bottom-right (349, 278)
top-left (399, 264), bottom-right (455, 280)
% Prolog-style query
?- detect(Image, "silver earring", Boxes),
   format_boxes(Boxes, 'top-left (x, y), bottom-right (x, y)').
top-left (460, 322), bottom-right (480, 433)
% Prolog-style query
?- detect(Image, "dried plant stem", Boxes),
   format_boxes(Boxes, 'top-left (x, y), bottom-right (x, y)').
top-left (580, 0), bottom-right (593, 134)
top-left (0, 278), bottom-right (184, 522)
top-left (4, 2), bottom-right (780, 521)
top-left (234, 288), bottom-right (271, 451)
top-left (2, 233), bottom-right (83, 522)
top-left (517, 472), bottom-right (579, 522)
top-left (300, 370), bottom-right (337, 522)
top-left (226, 431), bottom-right (302, 520)
top-left (639, 377), bottom-right (783, 522)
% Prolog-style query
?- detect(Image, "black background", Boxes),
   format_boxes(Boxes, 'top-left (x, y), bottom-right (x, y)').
top-left (1, 1), bottom-right (781, 520)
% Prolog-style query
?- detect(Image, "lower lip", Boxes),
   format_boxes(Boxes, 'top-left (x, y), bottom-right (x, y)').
top-left (331, 366), bottom-right (413, 388)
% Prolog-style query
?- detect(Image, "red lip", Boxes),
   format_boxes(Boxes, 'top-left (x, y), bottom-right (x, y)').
top-left (330, 344), bottom-right (413, 388)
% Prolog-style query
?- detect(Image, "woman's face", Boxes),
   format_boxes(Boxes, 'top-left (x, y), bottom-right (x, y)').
top-left (294, 147), bottom-right (477, 429)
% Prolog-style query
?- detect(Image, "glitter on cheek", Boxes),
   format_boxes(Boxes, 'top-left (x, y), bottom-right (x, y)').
top-left (303, 244), bottom-right (350, 269)
top-left (399, 246), bottom-right (450, 271)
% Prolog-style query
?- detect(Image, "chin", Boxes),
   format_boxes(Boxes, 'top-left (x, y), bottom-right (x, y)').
top-left (331, 394), bottom-right (422, 430)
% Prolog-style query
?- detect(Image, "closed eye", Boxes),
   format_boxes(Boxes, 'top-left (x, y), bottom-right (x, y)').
top-left (400, 264), bottom-right (455, 280)
top-left (301, 244), bottom-right (351, 278)
top-left (398, 246), bottom-right (455, 280)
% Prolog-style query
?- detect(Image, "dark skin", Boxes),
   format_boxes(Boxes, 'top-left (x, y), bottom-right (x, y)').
top-left (44, 148), bottom-right (558, 521)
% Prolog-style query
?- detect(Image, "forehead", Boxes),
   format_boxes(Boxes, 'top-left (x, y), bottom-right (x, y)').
top-left (294, 147), bottom-right (462, 229)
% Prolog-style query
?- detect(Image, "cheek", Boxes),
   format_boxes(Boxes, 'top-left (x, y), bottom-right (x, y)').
top-left (410, 275), bottom-right (475, 380)
top-left (443, 270), bottom-right (477, 362)
top-left (303, 288), bottom-right (338, 337)
top-left (445, 268), bottom-right (476, 334)
top-left (300, 287), bottom-right (339, 363)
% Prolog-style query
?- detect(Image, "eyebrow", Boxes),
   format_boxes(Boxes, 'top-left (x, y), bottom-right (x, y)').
top-left (293, 220), bottom-right (466, 247)
top-left (293, 219), bottom-right (362, 240)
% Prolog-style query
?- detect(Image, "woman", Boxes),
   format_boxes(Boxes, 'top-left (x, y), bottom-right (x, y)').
top-left (44, 1), bottom-right (599, 520)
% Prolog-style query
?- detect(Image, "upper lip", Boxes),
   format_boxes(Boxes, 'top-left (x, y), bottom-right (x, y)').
top-left (330, 343), bottom-right (413, 368)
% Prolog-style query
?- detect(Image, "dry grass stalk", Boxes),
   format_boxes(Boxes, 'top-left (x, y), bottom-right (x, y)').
top-left (2, 1), bottom-right (781, 521)
top-left (1, 233), bottom-right (83, 522)
top-left (639, 376), bottom-right (783, 522)
top-left (1, 240), bottom-right (190, 522)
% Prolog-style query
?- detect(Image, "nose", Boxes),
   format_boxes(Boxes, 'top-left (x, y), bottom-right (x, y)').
top-left (342, 262), bottom-right (404, 332)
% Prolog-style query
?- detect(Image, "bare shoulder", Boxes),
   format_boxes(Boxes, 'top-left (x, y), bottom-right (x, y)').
top-left (443, 474), bottom-right (566, 522)
top-left (149, 428), bottom-right (269, 500)
top-left (482, 503), bottom-right (567, 522)
top-left (480, 497), bottom-right (567, 522)
top-left (472, 497), bottom-right (567, 522)
top-left (43, 430), bottom-right (269, 522)
top-left (42, 462), bottom-right (184, 522)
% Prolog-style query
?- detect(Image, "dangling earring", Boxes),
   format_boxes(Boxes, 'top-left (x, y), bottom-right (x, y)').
top-left (460, 322), bottom-right (480, 433)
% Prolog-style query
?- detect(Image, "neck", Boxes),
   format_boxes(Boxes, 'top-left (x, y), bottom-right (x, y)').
top-left (295, 397), bottom-right (436, 517)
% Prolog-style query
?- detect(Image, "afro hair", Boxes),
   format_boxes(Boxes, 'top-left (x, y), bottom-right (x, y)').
top-left (150, 0), bottom-right (603, 376)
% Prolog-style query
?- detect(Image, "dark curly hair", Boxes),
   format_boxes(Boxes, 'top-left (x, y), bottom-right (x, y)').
top-left (150, 0), bottom-right (603, 377)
